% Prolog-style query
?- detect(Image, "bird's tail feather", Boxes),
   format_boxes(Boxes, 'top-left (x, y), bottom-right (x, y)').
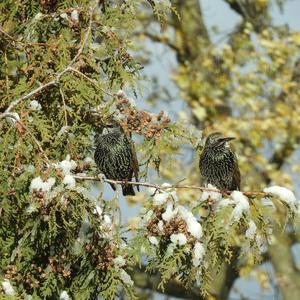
top-left (122, 184), bottom-right (135, 196)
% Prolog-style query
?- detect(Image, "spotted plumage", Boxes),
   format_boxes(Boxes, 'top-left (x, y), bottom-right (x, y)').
top-left (94, 126), bottom-right (139, 196)
top-left (199, 132), bottom-right (241, 190)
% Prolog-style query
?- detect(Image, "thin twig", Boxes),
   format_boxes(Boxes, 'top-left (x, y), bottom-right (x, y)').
top-left (73, 174), bottom-right (273, 198)
top-left (59, 87), bottom-right (68, 126)
top-left (69, 67), bottom-right (114, 97)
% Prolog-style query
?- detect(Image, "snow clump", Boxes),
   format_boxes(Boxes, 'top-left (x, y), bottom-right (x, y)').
top-left (230, 191), bottom-right (249, 222)
top-left (170, 233), bottom-right (187, 246)
top-left (192, 242), bottom-right (205, 267)
top-left (30, 176), bottom-right (55, 192)
top-left (263, 186), bottom-right (297, 211)
top-left (1, 279), bottom-right (15, 296)
top-left (59, 291), bottom-right (70, 300)
top-left (63, 174), bottom-right (76, 188)
top-left (29, 100), bottom-right (41, 111)
top-left (245, 219), bottom-right (257, 239)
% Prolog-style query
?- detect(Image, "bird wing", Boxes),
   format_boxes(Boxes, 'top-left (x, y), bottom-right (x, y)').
top-left (232, 160), bottom-right (241, 190)
top-left (130, 140), bottom-right (140, 191)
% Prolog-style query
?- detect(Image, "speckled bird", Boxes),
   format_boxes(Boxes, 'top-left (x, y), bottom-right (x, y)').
top-left (94, 124), bottom-right (139, 196)
top-left (199, 132), bottom-right (240, 191)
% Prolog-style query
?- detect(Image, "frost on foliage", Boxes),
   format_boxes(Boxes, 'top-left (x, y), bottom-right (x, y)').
top-left (29, 100), bottom-right (41, 111)
top-left (30, 176), bottom-right (55, 192)
top-left (59, 291), bottom-right (70, 300)
top-left (63, 174), bottom-right (76, 188)
top-left (1, 279), bottom-right (15, 296)
top-left (261, 197), bottom-right (276, 209)
top-left (193, 242), bottom-right (205, 267)
top-left (200, 184), bottom-right (222, 202)
top-left (256, 234), bottom-right (268, 253)
top-left (149, 236), bottom-right (159, 246)
top-left (57, 126), bottom-right (71, 137)
top-left (230, 191), bottom-right (249, 222)
top-left (245, 219), bottom-right (257, 239)
top-left (263, 186), bottom-right (297, 211)
top-left (113, 256), bottom-right (126, 267)
top-left (120, 269), bottom-right (134, 286)
top-left (57, 155), bottom-right (77, 175)
top-left (170, 233), bottom-right (187, 246)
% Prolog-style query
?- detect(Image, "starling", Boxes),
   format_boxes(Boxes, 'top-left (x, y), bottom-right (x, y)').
top-left (94, 124), bottom-right (139, 196)
top-left (199, 132), bottom-right (241, 191)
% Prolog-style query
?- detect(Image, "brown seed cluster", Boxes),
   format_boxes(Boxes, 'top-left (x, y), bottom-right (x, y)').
top-left (32, 189), bottom-right (50, 215)
top-left (95, 243), bottom-right (116, 271)
top-left (48, 256), bottom-right (71, 278)
top-left (116, 92), bottom-right (171, 139)
top-left (146, 206), bottom-right (189, 241)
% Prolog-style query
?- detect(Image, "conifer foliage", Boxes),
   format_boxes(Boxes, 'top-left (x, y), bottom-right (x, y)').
top-left (0, 1), bottom-right (299, 299)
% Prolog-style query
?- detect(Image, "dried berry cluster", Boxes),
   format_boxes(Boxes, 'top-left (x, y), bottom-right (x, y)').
top-left (116, 92), bottom-right (171, 139)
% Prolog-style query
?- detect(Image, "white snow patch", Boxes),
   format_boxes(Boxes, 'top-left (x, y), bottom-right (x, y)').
top-left (162, 203), bottom-right (176, 222)
top-left (6, 112), bottom-right (20, 123)
top-left (120, 269), bottom-right (133, 286)
top-left (60, 291), bottom-right (70, 300)
top-left (63, 175), bottom-right (76, 188)
top-left (84, 156), bottom-right (94, 164)
top-left (193, 242), bottom-right (205, 267)
top-left (29, 100), bottom-right (41, 111)
top-left (114, 255), bottom-right (126, 267)
top-left (103, 215), bottom-right (111, 224)
top-left (263, 186), bottom-right (297, 209)
top-left (33, 12), bottom-right (43, 21)
top-left (58, 155), bottom-right (77, 175)
top-left (116, 89), bottom-right (125, 97)
top-left (2, 279), bottom-right (15, 296)
top-left (153, 192), bottom-right (169, 206)
top-left (170, 233), bottom-right (187, 246)
top-left (216, 198), bottom-right (234, 210)
top-left (57, 126), bottom-right (71, 137)
top-left (60, 12), bottom-right (68, 19)
top-left (201, 184), bottom-right (222, 202)
top-left (30, 176), bottom-right (55, 192)
top-left (230, 191), bottom-right (249, 222)
top-left (157, 220), bottom-right (164, 232)
top-left (148, 236), bottom-right (159, 246)
top-left (71, 9), bottom-right (79, 22)
top-left (178, 206), bottom-right (203, 239)
top-left (245, 219), bottom-right (257, 239)
top-left (94, 205), bottom-right (102, 216)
